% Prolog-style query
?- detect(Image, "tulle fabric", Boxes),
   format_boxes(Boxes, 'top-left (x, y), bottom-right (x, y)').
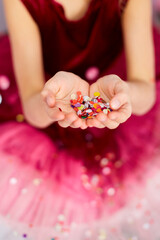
top-left (0, 125), bottom-right (160, 240)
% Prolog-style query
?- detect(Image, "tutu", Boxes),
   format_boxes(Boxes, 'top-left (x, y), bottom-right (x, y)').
top-left (0, 0), bottom-right (160, 239)
top-left (0, 121), bottom-right (160, 240)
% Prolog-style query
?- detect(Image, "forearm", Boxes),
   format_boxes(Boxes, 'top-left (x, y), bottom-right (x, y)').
top-left (127, 80), bottom-right (156, 115)
top-left (22, 92), bottom-right (54, 128)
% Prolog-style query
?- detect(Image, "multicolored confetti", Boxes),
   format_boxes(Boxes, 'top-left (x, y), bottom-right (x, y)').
top-left (16, 114), bottom-right (24, 122)
top-left (70, 91), bottom-right (112, 119)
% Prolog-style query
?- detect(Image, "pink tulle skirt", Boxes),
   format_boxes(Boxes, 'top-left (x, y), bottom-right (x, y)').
top-left (0, 28), bottom-right (160, 240)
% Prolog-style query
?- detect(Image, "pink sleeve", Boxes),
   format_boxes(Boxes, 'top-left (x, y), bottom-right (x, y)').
top-left (20, 0), bottom-right (41, 24)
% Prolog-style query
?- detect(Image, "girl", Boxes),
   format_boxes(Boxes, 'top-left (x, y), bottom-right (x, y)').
top-left (0, 0), bottom-right (160, 239)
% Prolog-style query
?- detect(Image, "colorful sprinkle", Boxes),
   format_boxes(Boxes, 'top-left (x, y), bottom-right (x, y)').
top-left (58, 214), bottom-right (65, 222)
top-left (98, 229), bottom-right (107, 240)
top-left (94, 91), bottom-right (100, 97)
top-left (54, 223), bottom-right (62, 232)
top-left (13, 231), bottom-right (18, 236)
top-left (85, 229), bottom-right (92, 238)
top-left (33, 178), bottom-right (42, 186)
top-left (143, 222), bottom-right (150, 230)
top-left (129, 237), bottom-right (138, 240)
top-left (91, 174), bottom-right (100, 187)
top-left (16, 114), bottom-right (24, 122)
top-left (100, 158), bottom-right (109, 167)
top-left (70, 93), bottom-right (77, 100)
top-left (102, 167), bottom-right (111, 175)
top-left (70, 91), bottom-right (112, 119)
top-left (114, 160), bottom-right (123, 168)
top-left (85, 66), bottom-right (99, 81)
top-left (21, 188), bottom-right (28, 194)
top-left (107, 187), bottom-right (115, 196)
top-left (0, 94), bottom-right (2, 104)
top-left (9, 177), bottom-right (18, 185)
top-left (0, 75), bottom-right (10, 90)
top-left (22, 233), bottom-right (27, 238)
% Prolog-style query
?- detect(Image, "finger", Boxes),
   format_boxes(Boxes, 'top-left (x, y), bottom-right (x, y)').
top-left (70, 118), bottom-right (87, 129)
top-left (88, 114), bottom-right (119, 129)
top-left (100, 114), bottom-right (120, 129)
top-left (108, 103), bottom-right (132, 123)
top-left (69, 113), bottom-right (88, 129)
top-left (80, 120), bottom-right (88, 129)
top-left (70, 117), bottom-right (83, 128)
top-left (110, 92), bottom-right (129, 110)
top-left (58, 112), bottom-right (78, 128)
top-left (42, 94), bottom-right (65, 121)
top-left (96, 112), bottom-right (107, 122)
top-left (87, 118), bottom-right (94, 127)
top-left (89, 82), bottom-right (98, 98)
top-left (96, 113), bottom-right (119, 129)
top-left (41, 90), bottom-right (56, 108)
top-left (110, 81), bottom-right (129, 110)
top-left (46, 106), bottom-right (65, 121)
top-left (88, 118), bottom-right (106, 128)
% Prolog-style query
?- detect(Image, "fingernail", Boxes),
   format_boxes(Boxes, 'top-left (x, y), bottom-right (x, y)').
top-left (46, 96), bottom-right (54, 106)
top-left (111, 99), bottom-right (120, 109)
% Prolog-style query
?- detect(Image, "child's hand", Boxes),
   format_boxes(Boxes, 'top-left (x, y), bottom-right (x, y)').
top-left (41, 71), bottom-right (89, 129)
top-left (88, 75), bottom-right (132, 129)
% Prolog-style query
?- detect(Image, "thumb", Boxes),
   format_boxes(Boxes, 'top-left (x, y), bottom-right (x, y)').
top-left (110, 91), bottom-right (128, 110)
top-left (110, 80), bottom-right (128, 110)
top-left (41, 89), bottom-right (56, 108)
top-left (110, 97), bottom-right (121, 110)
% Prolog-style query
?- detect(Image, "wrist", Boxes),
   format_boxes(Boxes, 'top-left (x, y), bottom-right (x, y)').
top-left (23, 92), bottom-right (54, 128)
top-left (127, 80), bottom-right (156, 115)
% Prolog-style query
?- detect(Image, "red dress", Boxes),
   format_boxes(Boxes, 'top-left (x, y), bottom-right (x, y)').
top-left (0, 0), bottom-right (160, 239)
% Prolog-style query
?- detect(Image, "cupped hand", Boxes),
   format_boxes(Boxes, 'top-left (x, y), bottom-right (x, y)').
top-left (41, 71), bottom-right (89, 129)
top-left (88, 75), bottom-right (132, 129)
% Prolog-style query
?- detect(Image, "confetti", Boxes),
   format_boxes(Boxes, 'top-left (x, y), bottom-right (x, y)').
top-left (54, 223), bottom-right (63, 232)
top-left (102, 167), bottom-right (111, 175)
top-left (21, 188), bottom-right (28, 194)
top-left (0, 75), bottom-right (10, 90)
top-left (22, 233), bottom-right (27, 238)
top-left (16, 114), bottom-right (24, 122)
top-left (85, 229), bottom-right (92, 238)
top-left (143, 222), bottom-right (150, 230)
top-left (98, 229), bottom-right (107, 240)
top-left (13, 231), bottom-right (18, 236)
top-left (100, 158), bottom-right (109, 167)
top-left (107, 187), bottom-right (115, 196)
top-left (9, 177), bottom-right (18, 185)
top-left (33, 178), bottom-right (42, 186)
top-left (58, 214), bottom-right (65, 222)
top-left (0, 94), bottom-right (2, 104)
top-left (94, 91), bottom-right (100, 97)
top-left (70, 91), bottom-right (112, 119)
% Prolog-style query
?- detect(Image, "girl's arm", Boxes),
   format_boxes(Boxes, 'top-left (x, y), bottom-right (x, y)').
top-left (3, 0), bottom-right (88, 129)
top-left (121, 0), bottom-right (156, 115)
top-left (3, 0), bottom-right (55, 128)
top-left (88, 0), bottom-right (156, 128)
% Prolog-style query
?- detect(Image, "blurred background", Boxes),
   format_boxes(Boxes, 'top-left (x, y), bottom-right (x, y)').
top-left (153, 0), bottom-right (160, 30)
top-left (0, 0), bottom-right (6, 33)
top-left (0, 0), bottom-right (160, 33)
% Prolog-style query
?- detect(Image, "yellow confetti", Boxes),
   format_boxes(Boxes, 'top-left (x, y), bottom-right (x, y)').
top-left (78, 105), bottom-right (84, 110)
top-left (94, 91), bottom-right (100, 97)
top-left (16, 114), bottom-right (24, 122)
